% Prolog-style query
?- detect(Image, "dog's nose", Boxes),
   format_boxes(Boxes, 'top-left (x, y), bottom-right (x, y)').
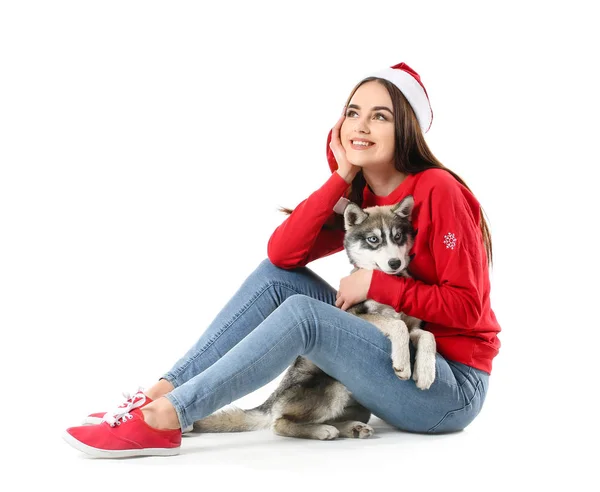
top-left (388, 258), bottom-right (401, 270)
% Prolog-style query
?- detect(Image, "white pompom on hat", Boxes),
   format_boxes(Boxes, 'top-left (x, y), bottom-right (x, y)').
top-left (326, 62), bottom-right (433, 174)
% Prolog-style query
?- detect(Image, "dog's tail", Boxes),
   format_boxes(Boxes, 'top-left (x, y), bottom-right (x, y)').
top-left (192, 405), bottom-right (272, 433)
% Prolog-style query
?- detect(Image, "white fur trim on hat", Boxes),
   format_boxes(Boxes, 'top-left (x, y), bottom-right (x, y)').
top-left (367, 67), bottom-right (433, 133)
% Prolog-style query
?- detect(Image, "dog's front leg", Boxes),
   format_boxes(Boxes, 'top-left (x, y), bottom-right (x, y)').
top-left (357, 312), bottom-right (411, 380)
top-left (387, 317), bottom-right (412, 380)
top-left (409, 328), bottom-right (436, 390)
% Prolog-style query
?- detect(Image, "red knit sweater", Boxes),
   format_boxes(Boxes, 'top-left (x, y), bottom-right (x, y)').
top-left (267, 169), bottom-right (501, 374)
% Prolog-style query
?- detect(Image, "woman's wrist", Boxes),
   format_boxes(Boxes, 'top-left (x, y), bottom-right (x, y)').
top-left (336, 169), bottom-right (358, 184)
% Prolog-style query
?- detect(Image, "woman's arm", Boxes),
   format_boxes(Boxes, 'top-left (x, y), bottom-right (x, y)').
top-left (267, 172), bottom-right (349, 269)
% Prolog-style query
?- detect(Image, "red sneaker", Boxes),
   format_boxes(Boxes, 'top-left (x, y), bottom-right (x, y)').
top-left (82, 387), bottom-right (195, 434)
top-left (82, 388), bottom-right (152, 425)
top-left (63, 408), bottom-right (182, 458)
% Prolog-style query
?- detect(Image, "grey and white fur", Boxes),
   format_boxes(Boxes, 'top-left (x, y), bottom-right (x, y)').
top-left (192, 195), bottom-right (436, 440)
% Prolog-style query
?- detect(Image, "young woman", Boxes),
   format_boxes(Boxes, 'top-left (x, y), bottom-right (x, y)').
top-left (63, 62), bottom-right (501, 458)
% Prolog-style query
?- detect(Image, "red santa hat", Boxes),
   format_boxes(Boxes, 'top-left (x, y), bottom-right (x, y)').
top-left (326, 62), bottom-right (433, 174)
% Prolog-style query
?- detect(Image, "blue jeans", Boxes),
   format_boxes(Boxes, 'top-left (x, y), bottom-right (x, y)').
top-left (162, 258), bottom-right (490, 434)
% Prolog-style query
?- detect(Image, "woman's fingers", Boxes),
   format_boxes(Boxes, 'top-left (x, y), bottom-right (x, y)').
top-left (330, 108), bottom-right (359, 179)
top-left (335, 292), bottom-right (349, 311)
top-left (330, 115), bottom-right (345, 156)
top-left (332, 109), bottom-right (346, 139)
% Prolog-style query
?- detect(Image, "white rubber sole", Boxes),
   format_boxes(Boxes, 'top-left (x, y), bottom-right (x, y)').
top-left (82, 417), bottom-right (194, 434)
top-left (62, 431), bottom-right (180, 458)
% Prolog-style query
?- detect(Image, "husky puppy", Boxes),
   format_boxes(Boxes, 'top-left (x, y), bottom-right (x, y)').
top-left (343, 195), bottom-right (436, 389)
top-left (192, 195), bottom-right (436, 440)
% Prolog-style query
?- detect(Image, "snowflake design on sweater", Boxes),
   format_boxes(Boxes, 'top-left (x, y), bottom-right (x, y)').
top-left (443, 232), bottom-right (456, 250)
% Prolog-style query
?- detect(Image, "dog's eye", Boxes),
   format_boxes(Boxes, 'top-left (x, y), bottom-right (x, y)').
top-left (366, 236), bottom-right (378, 244)
top-left (394, 233), bottom-right (402, 241)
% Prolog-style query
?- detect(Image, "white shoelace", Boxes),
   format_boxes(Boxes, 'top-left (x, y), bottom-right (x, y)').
top-left (102, 387), bottom-right (147, 427)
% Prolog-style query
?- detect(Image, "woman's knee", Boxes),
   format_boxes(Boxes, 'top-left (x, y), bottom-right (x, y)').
top-left (242, 260), bottom-right (314, 309)
top-left (252, 258), bottom-right (322, 295)
top-left (243, 257), bottom-right (290, 289)
top-left (255, 257), bottom-right (301, 280)
top-left (258, 257), bottom-right (284, 272)
top-left (278, 294), bottom-right (317, 317)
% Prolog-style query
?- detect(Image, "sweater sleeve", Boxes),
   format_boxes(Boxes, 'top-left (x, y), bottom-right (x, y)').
top-left (267, 172), bottom-right (349, 269)
top-left (366, 180), bottom-right (485, 328)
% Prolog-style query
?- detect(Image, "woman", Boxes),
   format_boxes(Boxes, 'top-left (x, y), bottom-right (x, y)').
top-left (63, 62), bottom-right (501, 458)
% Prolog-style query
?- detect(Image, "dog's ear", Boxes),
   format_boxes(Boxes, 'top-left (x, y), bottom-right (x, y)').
top-left (343, 202), bottom-right (369, 229)
top-left (392, 195), bottom-right (414, 219)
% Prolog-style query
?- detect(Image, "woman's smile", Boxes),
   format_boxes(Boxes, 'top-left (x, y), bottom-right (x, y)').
top-left (350, 138), bottom-right (375, 150)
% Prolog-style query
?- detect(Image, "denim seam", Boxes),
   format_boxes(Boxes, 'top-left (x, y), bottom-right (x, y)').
top-left (169, 280), bottom-right (306, 381)
top-left (426, 377), bottom-right (483, 433)
top-left (180, 316), bottom-right (312, 416)
top-left (324, 319), bottom-right (392, 357)
top-left (446, 361), bottom-right (473, 388)
top-left (178, 315), bottom-right (384, 422)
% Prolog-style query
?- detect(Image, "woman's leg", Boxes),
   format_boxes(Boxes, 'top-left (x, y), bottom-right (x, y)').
top-left (145, 258), bottom-right (338, 400)
top-left (146, 294), bottom-right (490, 435)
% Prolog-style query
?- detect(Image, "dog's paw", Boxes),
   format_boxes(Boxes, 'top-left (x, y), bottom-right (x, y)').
top-left (413, 357), bottom-right (436, 390)
top-left (392, 347), bottom-right (411, 380)
top-left (351, 423), bottom-right (374, 439)
top-left (393, 364), bottom-right (411, 380)
top-left (315, 425), bottom-right (340, 440)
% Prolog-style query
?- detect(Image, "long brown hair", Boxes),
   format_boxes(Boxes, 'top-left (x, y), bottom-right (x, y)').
top-left (277, 77), bottom-right (493, 267)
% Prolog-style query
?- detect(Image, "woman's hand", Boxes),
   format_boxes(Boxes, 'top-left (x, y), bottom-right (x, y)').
top-left (329, 108), bottom-right (361, 184)
top-left (335, 268), bottom-right (374, 311)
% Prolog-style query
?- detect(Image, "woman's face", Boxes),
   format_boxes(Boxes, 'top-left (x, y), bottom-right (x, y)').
top-left (341, 80), bottom-right (396, 170)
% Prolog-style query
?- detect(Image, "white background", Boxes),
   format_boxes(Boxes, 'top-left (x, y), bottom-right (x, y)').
top-left (1, 0), bottom-right (598, 490)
